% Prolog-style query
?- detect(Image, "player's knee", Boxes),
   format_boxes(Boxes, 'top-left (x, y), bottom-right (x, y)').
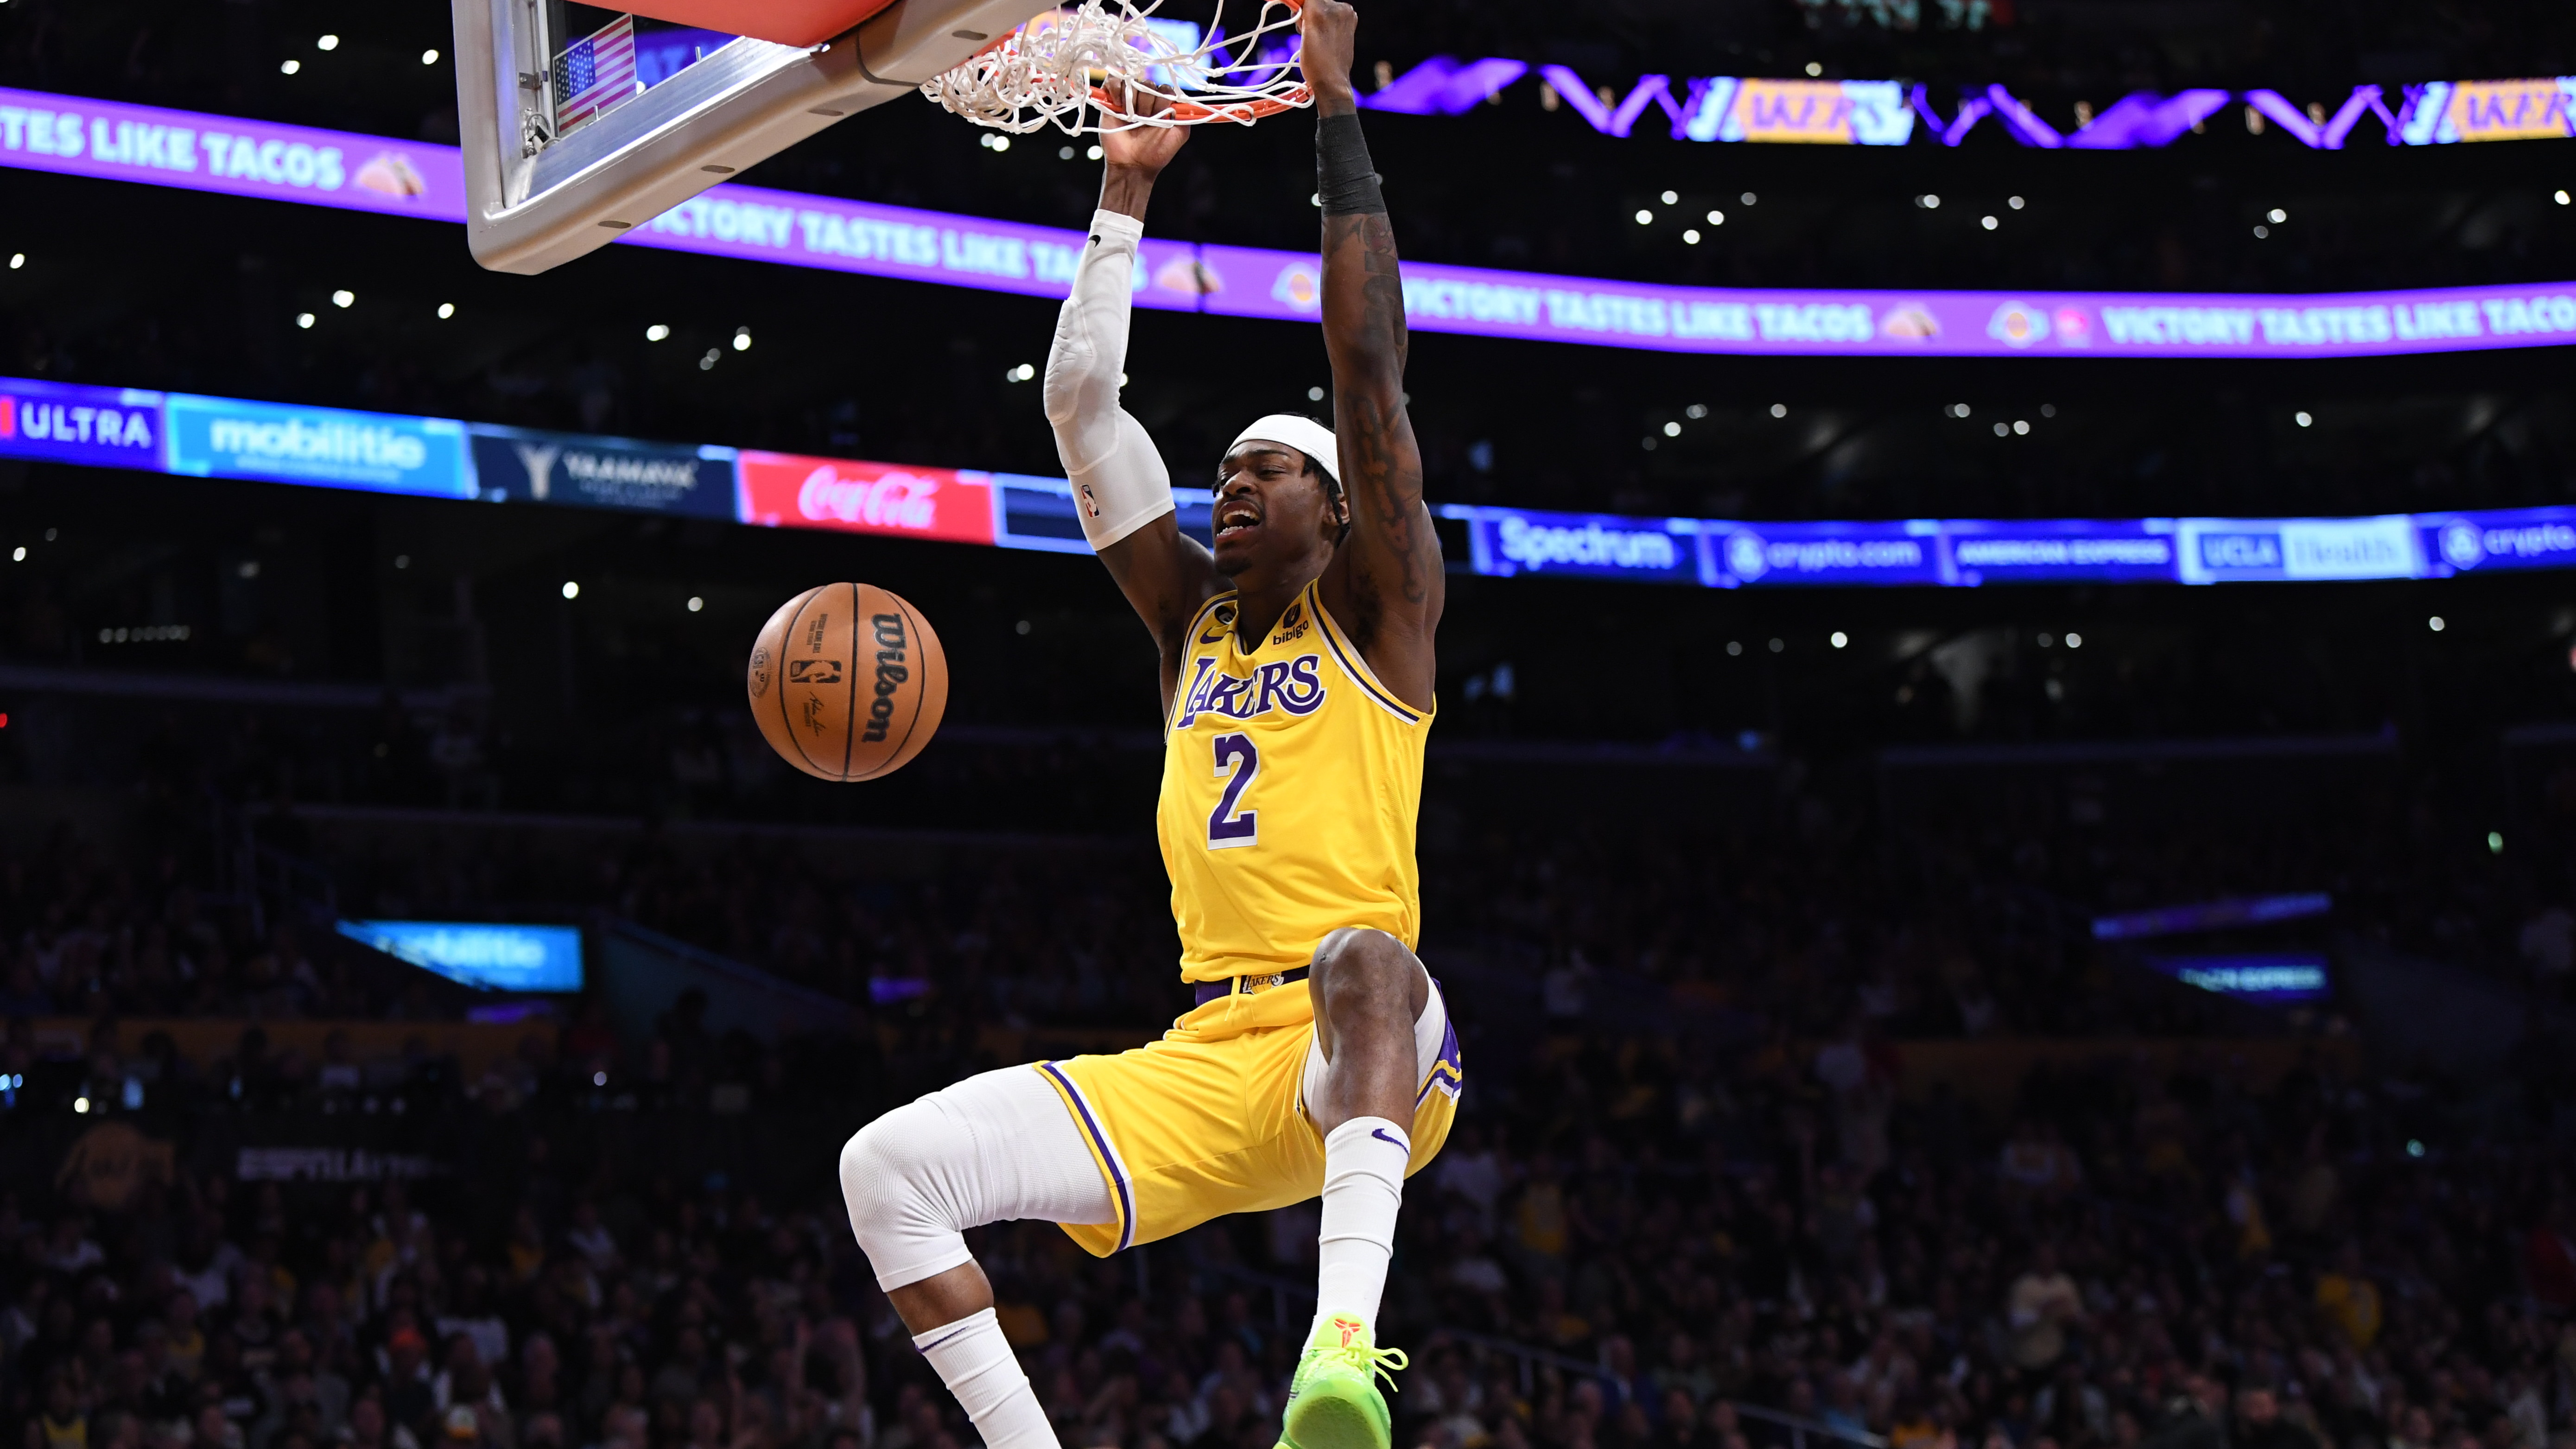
top-left (838, 1102), bottom-right (949, 1245)
top-left (1313, 928), bottom-right (1423, 1021)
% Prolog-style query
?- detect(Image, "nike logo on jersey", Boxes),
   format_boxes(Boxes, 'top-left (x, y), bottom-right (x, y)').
top-left (1174, 654), bottom-right (1327, 730)
top-left (1200, 628), bottom-right (1227, 644)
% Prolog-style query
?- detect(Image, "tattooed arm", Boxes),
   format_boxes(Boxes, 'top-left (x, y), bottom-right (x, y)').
top-left (1302, 0), bottom-right (1442, 713)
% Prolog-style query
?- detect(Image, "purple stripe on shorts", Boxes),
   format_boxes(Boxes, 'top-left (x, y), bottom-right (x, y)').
top-left (1039, 1061), bottom-right (1134, 1253)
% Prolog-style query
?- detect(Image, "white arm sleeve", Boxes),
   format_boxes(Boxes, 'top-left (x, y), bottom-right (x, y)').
top-left (1043, 209), bottom-right (1176, 552)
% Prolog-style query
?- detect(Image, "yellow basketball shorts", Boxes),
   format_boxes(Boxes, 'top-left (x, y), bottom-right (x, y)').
top-left (1035, 974), bottom-right (1463, 1257)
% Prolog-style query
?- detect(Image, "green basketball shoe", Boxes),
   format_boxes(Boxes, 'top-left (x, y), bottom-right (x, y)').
top-left (1281, 1315), bottom-right (1409, 1449)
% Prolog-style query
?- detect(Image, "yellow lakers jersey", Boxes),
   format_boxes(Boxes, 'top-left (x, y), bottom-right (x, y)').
top-left (1154, 582), bottom-right (1432, 983)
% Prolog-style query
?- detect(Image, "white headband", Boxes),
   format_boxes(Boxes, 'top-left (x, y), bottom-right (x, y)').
top-left (1229, 415), bottom-right (1339, 484)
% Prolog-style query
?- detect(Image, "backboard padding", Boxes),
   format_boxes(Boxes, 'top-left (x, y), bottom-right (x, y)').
top-left (621, 0), bottom-right (902, 48)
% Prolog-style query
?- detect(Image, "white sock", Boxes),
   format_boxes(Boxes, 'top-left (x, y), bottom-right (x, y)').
top-left (913, 1307), bottom-right (1057, 1449)
top-left (1311, 1115), bottom-right (1410, 1336)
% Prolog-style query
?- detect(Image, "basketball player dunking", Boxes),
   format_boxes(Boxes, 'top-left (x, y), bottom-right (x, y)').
top-left (834, 4), bottom-right (1449, 1447)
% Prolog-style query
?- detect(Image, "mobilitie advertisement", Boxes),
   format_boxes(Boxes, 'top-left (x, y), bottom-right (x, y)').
top-left (163, 394), bottom-right (472, 497)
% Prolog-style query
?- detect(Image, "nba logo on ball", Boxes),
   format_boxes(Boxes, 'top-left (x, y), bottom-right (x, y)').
top-left (749, 584), bottom-right (948, 781)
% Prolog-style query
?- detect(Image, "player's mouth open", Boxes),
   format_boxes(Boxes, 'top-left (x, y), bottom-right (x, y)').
top-left (1214, 502), bottom-right (1261, 539)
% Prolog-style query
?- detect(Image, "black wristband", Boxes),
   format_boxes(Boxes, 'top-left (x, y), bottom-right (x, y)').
top-left (1316, 113), bottom-right (1386, 216)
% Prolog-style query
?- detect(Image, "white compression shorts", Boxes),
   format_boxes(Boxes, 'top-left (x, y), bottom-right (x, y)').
top-left (838, 960), bottom-right (1450, 1291)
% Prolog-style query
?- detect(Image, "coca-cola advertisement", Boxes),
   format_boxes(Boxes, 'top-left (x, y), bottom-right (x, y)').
top-left (734, 451), bottom-right (996, 546)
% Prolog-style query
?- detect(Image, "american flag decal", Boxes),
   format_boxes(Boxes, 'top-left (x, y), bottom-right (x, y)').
top-left (553, 14), bottom-right (640, 137)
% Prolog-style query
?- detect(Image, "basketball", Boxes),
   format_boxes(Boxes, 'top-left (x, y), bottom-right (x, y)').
top-left (746, 583), bottom-right (948, 782)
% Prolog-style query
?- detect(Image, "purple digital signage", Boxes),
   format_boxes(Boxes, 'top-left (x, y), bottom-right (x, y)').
top-left (0, 86), bottom-right (465, 222)
top-left (7, 86), bottom-right (2576, 362)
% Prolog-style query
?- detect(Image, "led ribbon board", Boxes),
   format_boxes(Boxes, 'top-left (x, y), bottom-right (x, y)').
top-left (13, 370), bottom-right (2576, 590)
top-left (6, 86), bottom-right (2576, 360)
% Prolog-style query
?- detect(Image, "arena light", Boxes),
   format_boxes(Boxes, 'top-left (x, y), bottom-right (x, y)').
top-left (688, 596), bottom-right (704, 611)
top-left (1918, 194), bottom-right (1940, 208)
top-left (1662, 421), bottom-right (1681, 436)
top-left (562, 580), bottom-right (580, 599)
top-left (1634, 209), bottom-right (1653, 224)
top-left (1307, 386), bottom-right (1325, 401)
top-left (2269, 207), bottom-right (2288, 222)
top-left (295, 312), bottom-right (315, 328)
top-left (1830, 631), bottom-right (1848, 648)
top-left (422, 48), bottom-right (440, 64)
top-left (2558, 190), bottom-right (2572, 204)
top-left (2488, 831), bottom-right (2505, 854)
top-left (645, 324), bottom-right (670, 341)
top-left (280, 59), bottom-right (300, 75)
top-left (732, 327), bottom-right (753, 351)
top-left (2065, 632), bottom-right (2083, 647)
top-left (1769, 402), bottom-right (1787, 418)
top-left (6, 254), bottom-right (20, 269)
top-left (2009, 195), bottom-right (2026, 209)
top-left (1683, 229), bottom-right (1700, 244)
top-left (437, 302), bottom-right (456, 318)
top-left (2428, 615), bottom-right (2444, 630)
top-left (1981, 215), bottom-right (1998, 229)
top-left (1685, 404), bottom-right (1708, 418)
top-left (2295, 410), bottom-right (2313, 426)
top-left (1705, 210), bottom-right (1725, 225)
top-left (2014, 419), bottom-right (2030, 434)
top-left (331, 289), bottom-right (355, 307)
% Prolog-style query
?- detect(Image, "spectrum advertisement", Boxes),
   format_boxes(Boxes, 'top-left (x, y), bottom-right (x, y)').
top-left (6, 85), bottom-right (2576, 362)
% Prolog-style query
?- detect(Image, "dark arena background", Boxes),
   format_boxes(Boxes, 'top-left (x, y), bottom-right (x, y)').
top-left (6, 1), bottom-right (2576, 1448)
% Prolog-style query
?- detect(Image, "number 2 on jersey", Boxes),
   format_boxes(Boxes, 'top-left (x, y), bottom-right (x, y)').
top-left (1206, 733), bottom-right (1259, 849)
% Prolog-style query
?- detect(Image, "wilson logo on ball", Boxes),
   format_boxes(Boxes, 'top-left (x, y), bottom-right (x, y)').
top-left (863, 613), bottom-right (907, 745)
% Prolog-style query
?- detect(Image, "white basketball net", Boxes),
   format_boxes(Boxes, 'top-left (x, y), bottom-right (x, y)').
top-left (922, 0), bottom-right (1311, 134)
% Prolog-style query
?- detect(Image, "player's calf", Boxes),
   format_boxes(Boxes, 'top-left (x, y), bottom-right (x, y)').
top-left (836, 1069), bottom-right (1112, 1449)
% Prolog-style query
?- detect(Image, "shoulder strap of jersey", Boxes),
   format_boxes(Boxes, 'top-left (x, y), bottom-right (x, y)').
top-left (1310, 587), bottom-right (1428, 725)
